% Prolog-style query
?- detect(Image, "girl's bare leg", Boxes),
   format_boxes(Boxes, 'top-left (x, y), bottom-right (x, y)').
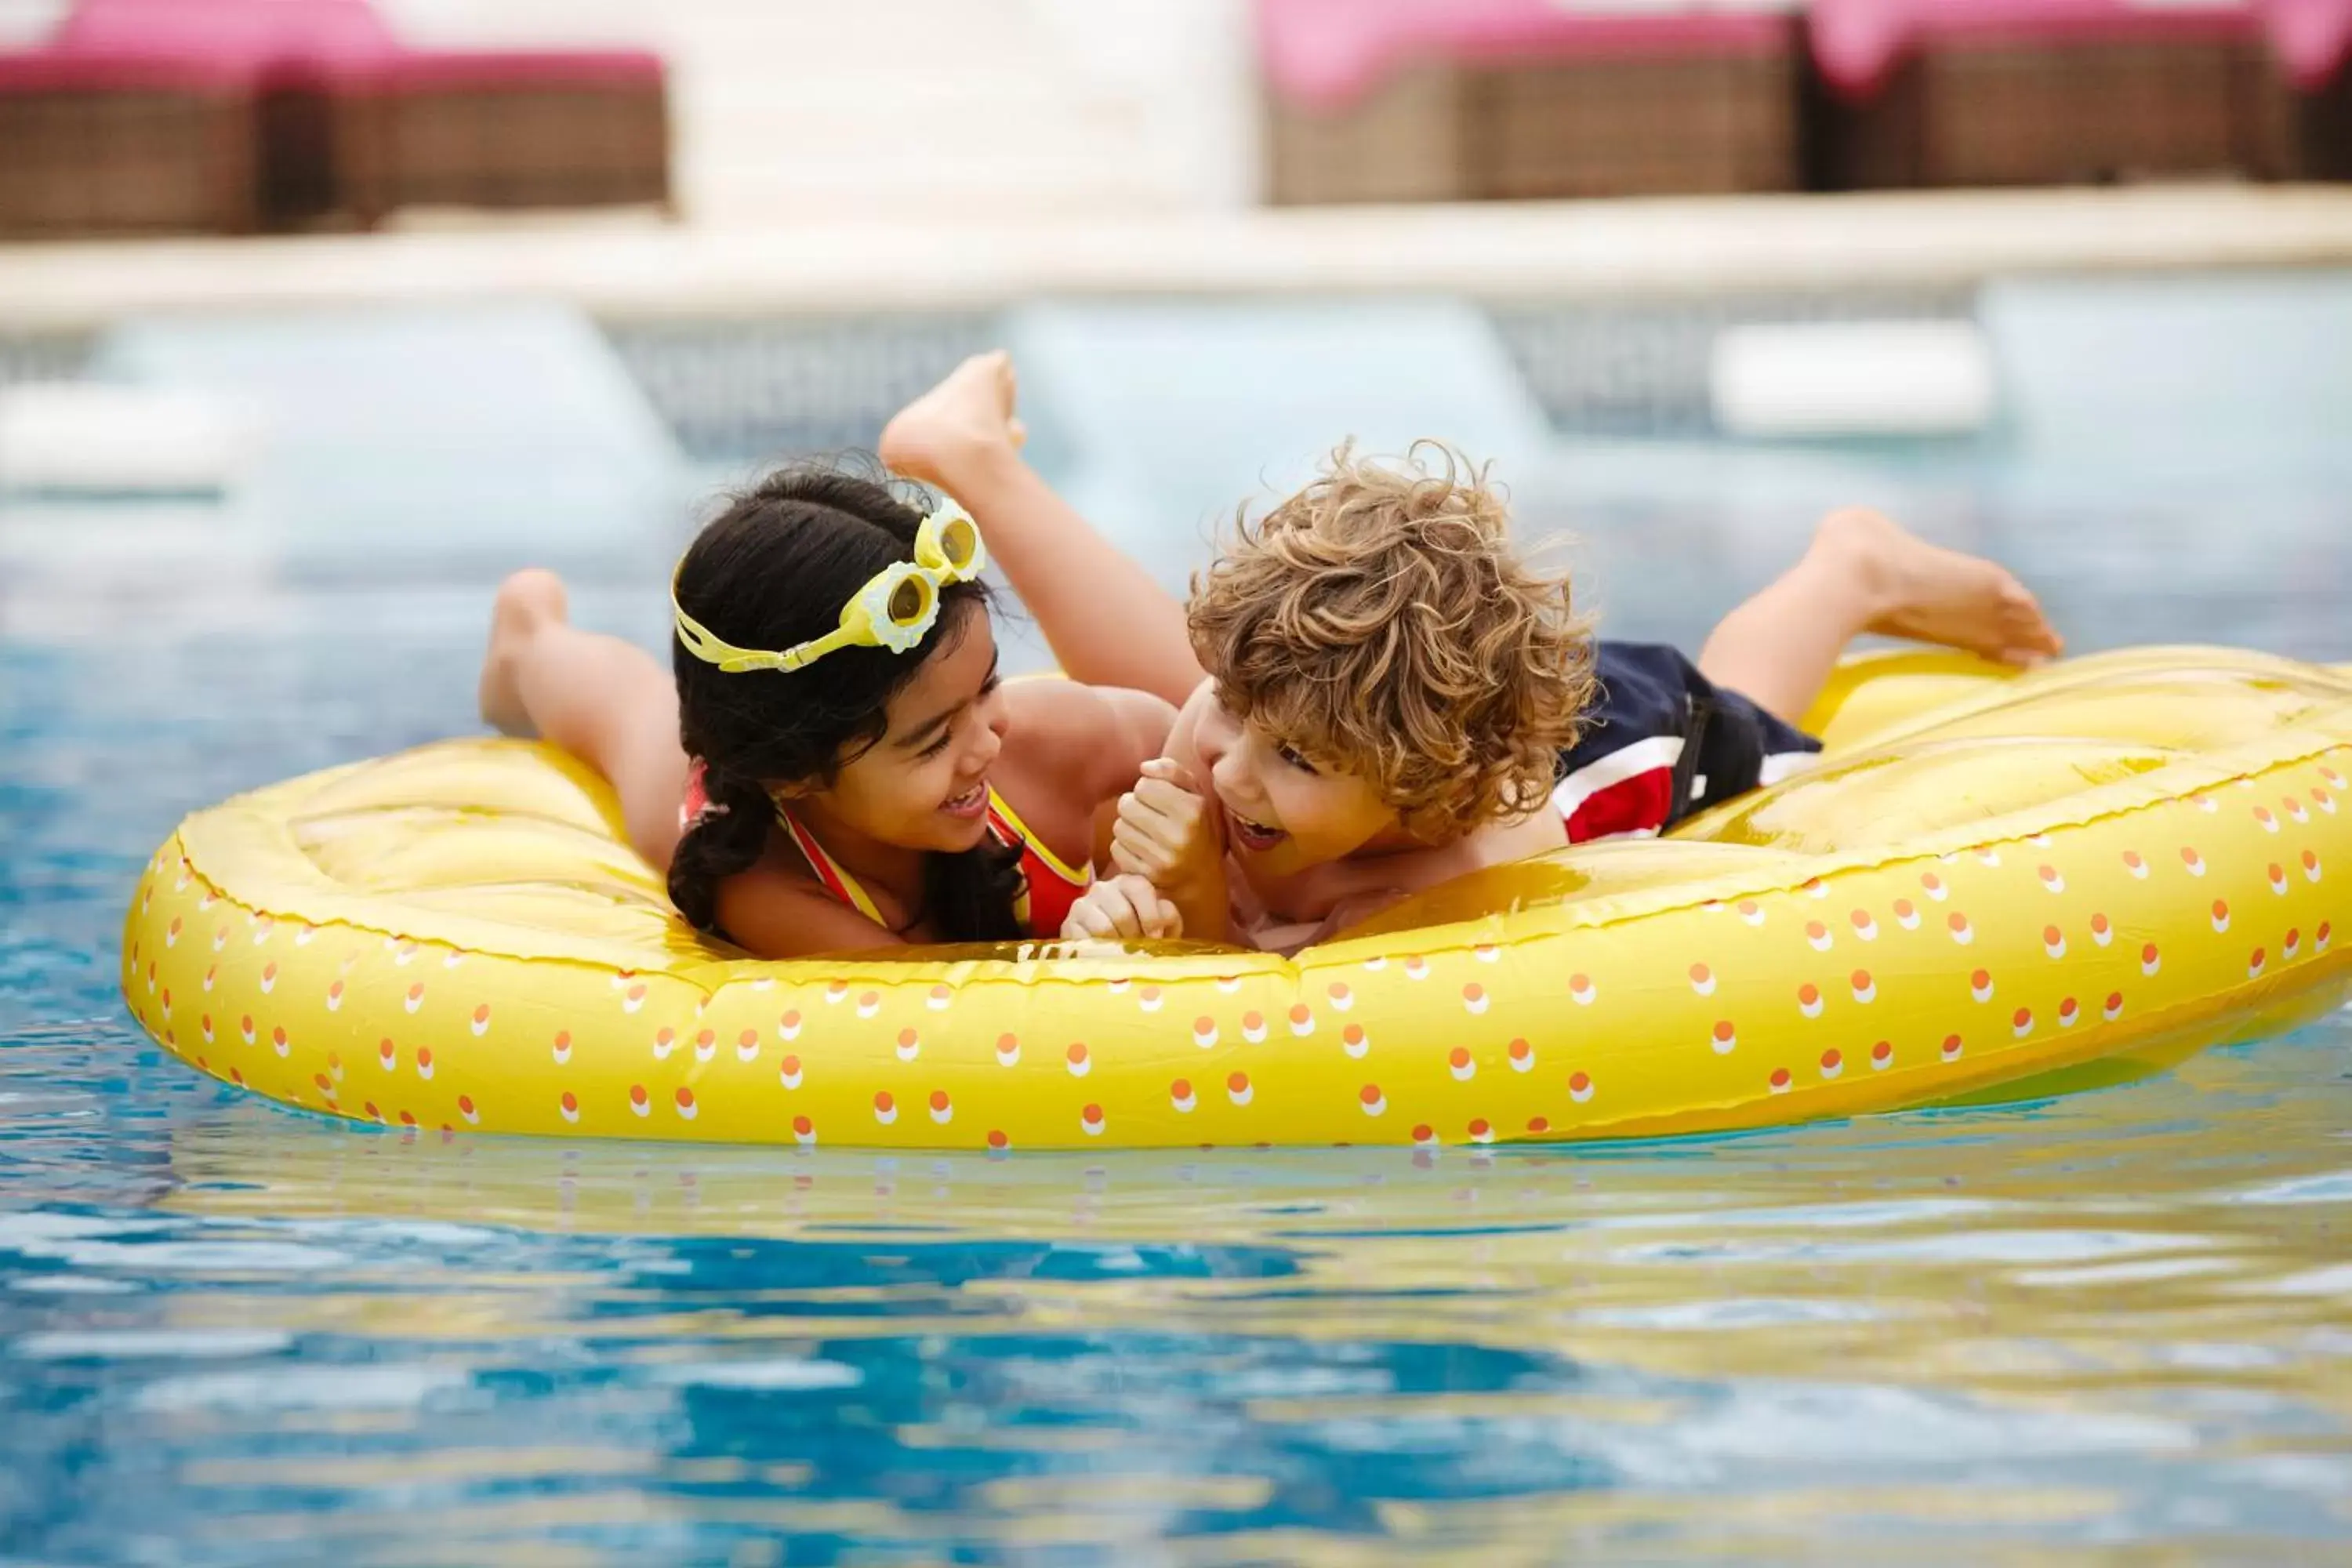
top-left (478, 569), bottom-right (690, 872)
top-left (880, 351), bottom-right (1207, 710)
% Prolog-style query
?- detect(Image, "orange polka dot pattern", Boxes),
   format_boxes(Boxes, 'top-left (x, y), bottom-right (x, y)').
top-left (120, 652), bottom-right (2352, 1149)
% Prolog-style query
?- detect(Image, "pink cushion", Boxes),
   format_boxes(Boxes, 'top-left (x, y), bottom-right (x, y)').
top-left (57, 0), bottom-right (396, 86)
top-left (0, 42), bottom-right (256, 89)
top-left (1809, 0), bottom-right (2267, 100)
top-left (2267, 0), bottom-right (2352, 87)
top-left (1259, 0), bottom-right (1794, 110)
top-left (14, 0), bottom-right (669, 102)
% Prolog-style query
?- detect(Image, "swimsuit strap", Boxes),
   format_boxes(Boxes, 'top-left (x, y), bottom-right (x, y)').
top-left (985, 786), bottom-right (1091, 935)
top-left (983, 787), bottom-right (1091, 889)
top-left (775, 789), bottom-right (1091, 938)
top-left (772, 802), bottom-right (888, 927)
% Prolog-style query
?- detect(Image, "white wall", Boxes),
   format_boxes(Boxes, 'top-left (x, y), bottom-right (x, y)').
top-left (379, 0), bottom-right (1263, 223)
top-left (0, 0), bottom-right (69, 46)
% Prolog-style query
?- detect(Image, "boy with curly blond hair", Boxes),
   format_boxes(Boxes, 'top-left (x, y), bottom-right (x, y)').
top-left (882, 354), bottom-right (2061, 951)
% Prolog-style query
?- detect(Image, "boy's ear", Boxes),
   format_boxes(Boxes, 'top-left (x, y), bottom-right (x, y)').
top-left (766, 778), bottom-right (814, 802)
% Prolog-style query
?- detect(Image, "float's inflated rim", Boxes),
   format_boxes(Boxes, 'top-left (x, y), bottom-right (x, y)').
top-left (122, 647), bottom-right (2352, 1149)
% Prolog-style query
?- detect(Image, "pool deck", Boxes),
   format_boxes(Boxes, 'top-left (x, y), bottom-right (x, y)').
top-left (3, 185), bottom-right (2352, 330)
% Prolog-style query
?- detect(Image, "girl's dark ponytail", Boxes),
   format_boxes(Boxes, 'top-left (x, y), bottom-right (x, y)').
top-left (665, 759), bottom-right (772, 937)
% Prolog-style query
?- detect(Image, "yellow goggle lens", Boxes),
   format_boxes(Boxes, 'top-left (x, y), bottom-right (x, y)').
top-left (884, 572), bottom-right (934, 629)
top-left (932, 514), bottom-right (981, 575)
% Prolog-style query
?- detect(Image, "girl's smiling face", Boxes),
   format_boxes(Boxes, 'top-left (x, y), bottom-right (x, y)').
top-left (781, 606), bottom-right (1009, 855)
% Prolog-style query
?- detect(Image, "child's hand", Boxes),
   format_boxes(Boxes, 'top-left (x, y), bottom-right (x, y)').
top-left (1110, 759), bottom-right (1224, 899)
top-left (1061, 874), bottom-right (1182, 943)
top-left (878, 350), bottom-right (1028, 490)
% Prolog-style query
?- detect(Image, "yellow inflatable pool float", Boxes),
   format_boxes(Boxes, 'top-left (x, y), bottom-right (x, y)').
top-left (122, 646), bottom-right (2352, 1150)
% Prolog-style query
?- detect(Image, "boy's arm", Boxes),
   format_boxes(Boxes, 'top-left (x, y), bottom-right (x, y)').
top-left (1283, 813), bottom-right (1559, 920)
top-left (998, 678), bottom-right (1177, 830)
top-left (880, 352), bottom-right (1207, 709)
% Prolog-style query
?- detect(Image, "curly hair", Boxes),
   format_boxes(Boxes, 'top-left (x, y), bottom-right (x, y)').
top-left (1186, 441), bottom-right (1595, 844)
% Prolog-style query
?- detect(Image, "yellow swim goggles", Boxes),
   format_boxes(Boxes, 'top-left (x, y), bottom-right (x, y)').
top-left (673, 500), bottom-right (989, 675)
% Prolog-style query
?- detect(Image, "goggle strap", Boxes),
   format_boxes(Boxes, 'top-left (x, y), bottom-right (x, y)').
top-left (671, 495), bottom-right (982, 676)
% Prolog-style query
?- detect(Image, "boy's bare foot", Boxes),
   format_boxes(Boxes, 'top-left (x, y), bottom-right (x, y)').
top-left (877, 350), bottom-right (1026, 492)
top-left (478, 568), bottom-right (568, 737)
top-left (1817, 508), bottom-right (2064, 666)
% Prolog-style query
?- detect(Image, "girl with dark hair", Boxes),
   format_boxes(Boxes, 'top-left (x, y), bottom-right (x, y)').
top-left (477, 465), bottom-right (1177, 957)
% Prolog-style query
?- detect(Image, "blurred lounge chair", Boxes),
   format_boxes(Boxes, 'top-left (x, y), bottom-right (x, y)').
top-left (0, 46), bottom-right (262, 235)
top-left (1806, 0), bottom-right (2288, 188)
top-left (1259, 0), bottom-right (1801, 205)
top-left (2265, 0), bottom-right (2352, 177)
top-left (54, 0), bottom-right (395, 227)
top-left (336, 44), bottom-right (672, 227)
top-left (0, 0), bottom-right (670, 238)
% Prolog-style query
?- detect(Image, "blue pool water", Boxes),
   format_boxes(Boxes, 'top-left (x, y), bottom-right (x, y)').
top-left (6, 273), bottom-right (2352, 1562)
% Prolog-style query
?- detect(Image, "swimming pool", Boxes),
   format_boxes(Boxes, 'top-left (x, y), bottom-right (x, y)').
top-left (5, 271), bottom-right (2352, 1562)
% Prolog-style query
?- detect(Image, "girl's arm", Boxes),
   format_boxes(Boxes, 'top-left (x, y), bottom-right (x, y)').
top-left (993, 678), bottom-right (1177, 871)
top-left (880, 352), bottom-right (1207, 709)
top-left (713, 861), bottom-right (910, 958)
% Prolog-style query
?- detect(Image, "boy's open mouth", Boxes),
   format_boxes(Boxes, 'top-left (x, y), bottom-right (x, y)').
top-left (1226, 808), bottom-right (1287, 853)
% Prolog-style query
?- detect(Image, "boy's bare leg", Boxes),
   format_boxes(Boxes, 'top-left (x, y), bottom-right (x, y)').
top-left (1697, 508), bottom-right (2063, 727)
top-left (479, 569), bottom-right (691, 872)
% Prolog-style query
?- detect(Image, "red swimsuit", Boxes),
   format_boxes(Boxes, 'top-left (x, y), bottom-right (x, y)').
top-left (681, 763), bottom-right (1089, 939)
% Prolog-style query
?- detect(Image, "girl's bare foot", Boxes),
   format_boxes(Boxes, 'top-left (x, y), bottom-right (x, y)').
top-left (877, 350), bottom-right (1026, 491)
top-left (1816, 508), bottom-right (2064, 666)
top-left (478, 568), bottom-right (568, 737)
